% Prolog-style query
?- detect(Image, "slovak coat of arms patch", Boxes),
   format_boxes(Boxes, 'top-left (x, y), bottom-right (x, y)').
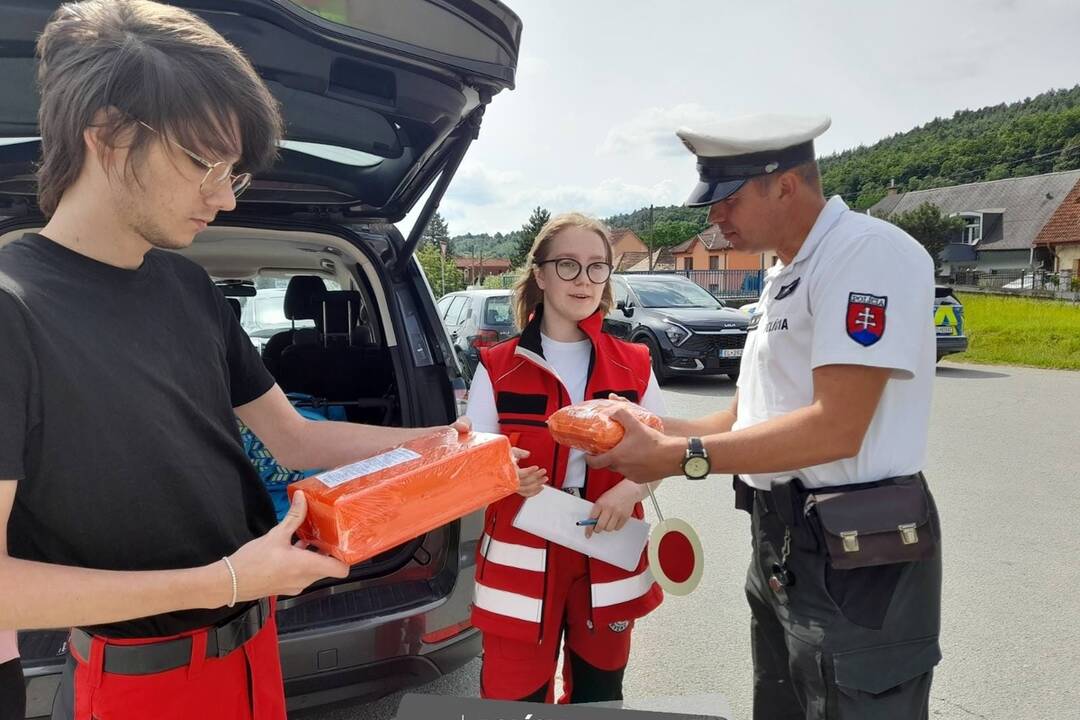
top-left (846, 292), bottom-right (887, 346)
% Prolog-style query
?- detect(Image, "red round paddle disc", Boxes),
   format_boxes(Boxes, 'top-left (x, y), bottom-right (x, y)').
top-left (657, 530), bottom-right (695, 583)
top-left (648, 518), bottom-right (704, 596)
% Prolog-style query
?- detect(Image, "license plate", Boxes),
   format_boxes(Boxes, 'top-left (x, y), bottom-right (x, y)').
top-left (719, 349), bottom-right (743, 359)
top-left (935, 326), bottom-right (955, 336)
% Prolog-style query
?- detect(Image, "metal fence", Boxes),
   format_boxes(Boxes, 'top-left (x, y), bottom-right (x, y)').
top-left (482, 268), bottom-right (767, 301)
top-left (950, 269), bottom-right (1079, 294)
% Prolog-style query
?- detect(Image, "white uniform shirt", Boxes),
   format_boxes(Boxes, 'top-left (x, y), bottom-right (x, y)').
top-left (467, 334), bottom-right (667, 488)
top-left (734, 196), bottom-right (935, 490)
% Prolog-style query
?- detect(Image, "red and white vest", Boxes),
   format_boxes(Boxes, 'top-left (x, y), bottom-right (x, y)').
top-left (470, 307), bottom-right (663, 644)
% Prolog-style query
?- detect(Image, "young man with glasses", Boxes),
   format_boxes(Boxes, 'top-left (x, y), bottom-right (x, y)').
top-left (0, 2), bottom-right (467, 718)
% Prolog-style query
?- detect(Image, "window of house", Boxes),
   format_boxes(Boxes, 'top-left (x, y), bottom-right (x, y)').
top-left (960, 213), bottom-right (982, 245)
top-left (683, 257), bottom-right (694, 271)
top-left (709, 255), bottom-right (719, 270)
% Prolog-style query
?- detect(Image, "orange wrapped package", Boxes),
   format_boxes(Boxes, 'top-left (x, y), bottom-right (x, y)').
top-left (547, 399), bottom-right (664, 455)
top-left (287, 428), bottom-right (518, 565)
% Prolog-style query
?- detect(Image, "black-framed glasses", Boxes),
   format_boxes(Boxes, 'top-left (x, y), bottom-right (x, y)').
top-left (138, 121), bottom-right (252, 198)
top-left (536, 258), bottom-right (613, 284)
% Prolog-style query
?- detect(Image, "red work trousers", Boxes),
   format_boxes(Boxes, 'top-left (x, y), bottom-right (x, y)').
top-left (480, 543), bottom-right (634, 704)
top-left (64, 601), bottom-right (285, 720)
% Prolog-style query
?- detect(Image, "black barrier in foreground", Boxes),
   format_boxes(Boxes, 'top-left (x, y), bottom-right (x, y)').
top-left (394, 694), bottom-right (727, 720)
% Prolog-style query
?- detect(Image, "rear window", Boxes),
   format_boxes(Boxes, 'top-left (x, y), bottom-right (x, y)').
top-left (483, 296), bottom-right (513, 326)
top-left (628, 278), bottom-right (722, 309)
top-left (237, 274), bottom-right (341, 340)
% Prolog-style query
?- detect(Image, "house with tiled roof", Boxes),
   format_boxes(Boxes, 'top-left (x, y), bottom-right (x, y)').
top-left (613, 229), bottom-right (643, 260)
top-left (453, 256), bottom-right (511, 285)
top-left (624, 247), bottom-right (676, 272)
top-left (1033, 178), bottom-right (1080, 276)
top-left (670, 224), bottom-right (768, 272)
top-left (868, 170), bottom-right (1080, 275)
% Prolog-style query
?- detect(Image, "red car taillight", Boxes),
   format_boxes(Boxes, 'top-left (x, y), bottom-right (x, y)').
top-left (469, 329), bottom-right (500, 348)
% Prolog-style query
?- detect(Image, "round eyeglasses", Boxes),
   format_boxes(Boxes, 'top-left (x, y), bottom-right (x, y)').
top-left (138, 121), bottom-right (252, 198)
top-left (536, 258), bottom-right (613, 284)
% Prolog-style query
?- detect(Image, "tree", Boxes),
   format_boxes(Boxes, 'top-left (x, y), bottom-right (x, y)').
top-left (889, 203), bottom-right (965, 268)
top-left (641, 220), bottom-right (706, 251)
top-left (420, 211), bottom-right (451, 253)
top-left (511, 206), bottom-right (551, 269)
top-left (416, 241), bottom-right (465, 298)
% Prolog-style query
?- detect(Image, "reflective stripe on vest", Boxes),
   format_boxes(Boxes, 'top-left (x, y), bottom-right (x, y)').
top-left (591, 567), bottom-right (656, 608)
top-left (474, 582), bottom-right (543, 623)
top-left (480, 533), bottom-right (547, 572)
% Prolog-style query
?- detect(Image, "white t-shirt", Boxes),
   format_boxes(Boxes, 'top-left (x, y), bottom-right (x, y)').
top-left (733, 196), bottom-right (936, 490)
top-left (467, 333), bottom-right (667, 488)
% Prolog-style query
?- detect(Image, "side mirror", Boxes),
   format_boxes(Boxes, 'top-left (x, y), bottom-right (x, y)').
top-left (617, 300), bottom-right (635, 317)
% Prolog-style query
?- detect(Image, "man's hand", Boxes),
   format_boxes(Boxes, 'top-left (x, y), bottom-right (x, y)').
top-left (224, 491), bottom-right (350, 604)
top-left (586, 407), bottom-right (685, 484)
top-left (451, 415), bottom-right (472, 435)
top-left (584, 479), bottom-right (643, 538)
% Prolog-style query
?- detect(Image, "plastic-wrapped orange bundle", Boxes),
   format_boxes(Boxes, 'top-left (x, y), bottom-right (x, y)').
top-left (547, 399), bottom-right (664, 454)
top-left (288, 429), bottom-right (518, 564)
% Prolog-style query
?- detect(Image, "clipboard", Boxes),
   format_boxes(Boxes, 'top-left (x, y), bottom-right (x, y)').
top-left (512, 486), bottom-right (650, 572)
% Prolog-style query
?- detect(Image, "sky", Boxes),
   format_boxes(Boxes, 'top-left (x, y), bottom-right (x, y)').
top-left (402, 0), bottom-right (1080, 237)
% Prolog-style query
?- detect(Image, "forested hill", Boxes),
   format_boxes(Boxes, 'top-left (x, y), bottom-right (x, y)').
top-left (819, 85), bottom-right (1080, 209)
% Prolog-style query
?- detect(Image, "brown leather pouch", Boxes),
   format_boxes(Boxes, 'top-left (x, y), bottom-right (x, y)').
top-left (805, 475), bottom-right (935, 570)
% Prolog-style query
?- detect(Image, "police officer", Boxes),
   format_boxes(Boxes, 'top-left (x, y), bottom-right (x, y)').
top-left (588, 114), bottom-right (942, 719)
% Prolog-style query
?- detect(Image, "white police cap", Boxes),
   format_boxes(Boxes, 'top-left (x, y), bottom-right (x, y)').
top-left (677, 114), bottom-right (831, 207)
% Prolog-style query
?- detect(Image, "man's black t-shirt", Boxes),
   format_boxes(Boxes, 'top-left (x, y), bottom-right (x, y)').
top-left (0, 233), bottom-right (277, 638)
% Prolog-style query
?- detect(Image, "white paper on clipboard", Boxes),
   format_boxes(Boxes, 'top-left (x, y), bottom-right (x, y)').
top-left (512, 486), bottom-right (650, 572)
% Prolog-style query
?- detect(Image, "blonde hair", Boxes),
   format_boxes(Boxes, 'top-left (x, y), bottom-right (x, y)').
top-left (513, 212), bottom-right (615, 331)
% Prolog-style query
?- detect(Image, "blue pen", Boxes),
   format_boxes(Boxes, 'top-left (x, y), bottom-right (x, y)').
top-left (576, 518), bottom-right (598, 527)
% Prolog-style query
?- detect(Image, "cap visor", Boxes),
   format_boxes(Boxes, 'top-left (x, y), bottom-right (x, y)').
top-left (683, 179), bottom-right (747, 208)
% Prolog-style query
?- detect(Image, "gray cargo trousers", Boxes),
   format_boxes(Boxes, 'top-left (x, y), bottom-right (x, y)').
top-left (737, 476), bottom-right (942, 720)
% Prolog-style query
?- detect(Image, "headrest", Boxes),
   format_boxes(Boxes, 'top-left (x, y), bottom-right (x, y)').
top-left (320, 290), bottom-right (364, 335)
top-left (283, 275), bottom-right (327, 321)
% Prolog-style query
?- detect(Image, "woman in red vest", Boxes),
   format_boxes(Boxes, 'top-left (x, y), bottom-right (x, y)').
top-left (465, 212), bottom-right (666, 703)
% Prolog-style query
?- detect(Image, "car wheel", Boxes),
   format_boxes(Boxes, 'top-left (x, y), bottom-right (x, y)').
top-left (640, 334), bottom-right (669, 385)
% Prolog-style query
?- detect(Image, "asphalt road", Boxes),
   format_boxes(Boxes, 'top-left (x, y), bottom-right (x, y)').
top-left (317, 362), bottom-right (1080, 720)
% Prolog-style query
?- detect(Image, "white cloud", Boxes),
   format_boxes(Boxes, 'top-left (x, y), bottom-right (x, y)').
top-left (435, 161), bottom-right (684, 234)
top-left (598, 103), bottom-right (730, 158)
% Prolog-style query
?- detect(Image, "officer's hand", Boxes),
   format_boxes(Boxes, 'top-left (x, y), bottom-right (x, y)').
top-left (586, 407), bottom-right (683, 484)
top-left (585, 479), bottom-right (642, 538)
top-left (224, 491), bottom-right (350, 604)
top-left (451, 415), bottom-right (473, 435)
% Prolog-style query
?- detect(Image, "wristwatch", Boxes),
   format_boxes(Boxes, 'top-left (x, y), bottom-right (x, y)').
top-left (682, 437), bottom-right (710, 480)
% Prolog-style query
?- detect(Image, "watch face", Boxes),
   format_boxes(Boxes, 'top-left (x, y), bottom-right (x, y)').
top-left (685, 456), bottom-right (710, 479)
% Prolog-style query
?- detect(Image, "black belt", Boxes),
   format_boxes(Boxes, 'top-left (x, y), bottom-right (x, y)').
top-left (733, 476), bottom-right (783, 516)
top-left (69, 598), bottom-right (272, 676)
top-left (734, 473), bottom-right (924, 526)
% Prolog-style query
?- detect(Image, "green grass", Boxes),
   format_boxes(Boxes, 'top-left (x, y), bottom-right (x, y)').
top-left (951, 293), bottom-right (1080, 370)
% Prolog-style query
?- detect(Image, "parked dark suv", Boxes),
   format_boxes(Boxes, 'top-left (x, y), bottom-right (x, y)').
top-left (604, 274), bottom-right (750, 383)
top-left (0, 1), bottom-right (521, 716)
top-left (436, 289), bottom-right (515, 378)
